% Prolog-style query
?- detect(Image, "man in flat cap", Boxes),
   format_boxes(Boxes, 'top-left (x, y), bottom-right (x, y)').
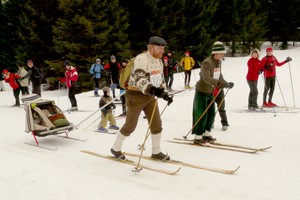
top-left (111, 36), bottom-right (173, 161)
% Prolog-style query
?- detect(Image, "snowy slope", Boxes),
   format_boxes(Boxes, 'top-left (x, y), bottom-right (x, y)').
top-left (1, 43), bottom-right (300, 200)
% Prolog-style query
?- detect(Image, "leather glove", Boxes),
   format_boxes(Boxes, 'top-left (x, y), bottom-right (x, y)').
top-left (161, 93), bottom-right (173, 106)
top-left (285, 57), bottom-right (292, 62)
top-left (227, 82), bottom-right (234, 89)
top-left (149, 86), bottom-right (164, 98)
top-left (219, 81), bottom-right (234, 89)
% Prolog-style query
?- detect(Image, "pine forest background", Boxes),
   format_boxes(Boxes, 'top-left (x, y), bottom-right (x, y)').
top-left (1, 0), bottom-right (300, 92)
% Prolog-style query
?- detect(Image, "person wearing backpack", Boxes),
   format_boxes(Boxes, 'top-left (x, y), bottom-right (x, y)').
top-left (180, 51), bottom-right (195, 89)
top-left (260, 47), bottom-right (292, 107)
top-left (89, 58), bottom-right (104, 96)
top-left (111, 36), bottom-right (173, 161)
top-left (2, 69), bottom-right (21, 107)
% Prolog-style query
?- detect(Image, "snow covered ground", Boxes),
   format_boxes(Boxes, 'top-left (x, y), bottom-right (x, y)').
top-left (1, 43), bottom-right (300, 200)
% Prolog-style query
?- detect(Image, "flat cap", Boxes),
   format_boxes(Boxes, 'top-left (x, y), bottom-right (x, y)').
top-left (149, 36), bottom-right (167, 46)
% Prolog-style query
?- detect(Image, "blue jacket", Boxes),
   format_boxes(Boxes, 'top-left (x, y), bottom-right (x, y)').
top-left (89, 63), bottom-right (104, 79)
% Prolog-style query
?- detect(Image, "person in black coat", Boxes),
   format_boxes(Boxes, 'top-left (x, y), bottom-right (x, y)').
top-left (26, 59), bottom-right (43, 96)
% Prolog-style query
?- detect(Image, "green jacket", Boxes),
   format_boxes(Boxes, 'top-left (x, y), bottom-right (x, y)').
top-left (195, 55), bottom-right (227, 94)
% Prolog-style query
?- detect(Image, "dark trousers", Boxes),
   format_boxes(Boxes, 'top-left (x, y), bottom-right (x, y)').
top-left (165, 74), bottom-right (174, 90)
top-left (21, 86), bottom-right (29, 95)
top-left (263, 77), bottom-right (276, 103)
top-left (215, 89), bottom-right (229, 126)
top-left (192, 91), bottom-right (215, 135)
top-left (184, 70), bottom-right (191, 86)
top-left (247, 80), bottom-right (258, 107)
top-left (93, 78), bottom-right (100, 94)
top-left (13, 88), bottom-right (21, 105)
top-left (32, 83), bottom-right (41, 97)
top-left (68, 87), bottom-right (77, 107)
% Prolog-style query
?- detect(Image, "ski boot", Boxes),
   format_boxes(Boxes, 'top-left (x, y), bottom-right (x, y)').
top-left (109, 125), bottom-right (119, 130)
top-left (97, 127), bottom-right (108, 133)
top-left (151, 152), bottom-right (170, 161)
top-left (110, 148), bottom-right (125, 160)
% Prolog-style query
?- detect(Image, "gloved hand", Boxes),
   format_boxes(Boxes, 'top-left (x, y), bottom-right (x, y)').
top-left (105, 104), bottom-right (112, 110)
top-left (18, 77), bottom-right (24, 81)
top-left (219, 81), bottom-right (234, 89)
top-left (285, 57), bottom-right (292, 62)
top-left (111, 103), bottom-right (116, 110)
top-left (218, 81), bottom-right (228, 89)
top-left (101, 108), bottom-right (108, 115)
top-left (227, 82), bottom-right (234, 89)
top-left (149, 86), bottom-right (164, 98)
top-left (161, 93), bottom-right (173, 106)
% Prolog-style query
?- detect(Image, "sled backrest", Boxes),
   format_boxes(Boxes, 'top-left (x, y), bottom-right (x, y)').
top-left (25, 100), bottom-right (70, 134)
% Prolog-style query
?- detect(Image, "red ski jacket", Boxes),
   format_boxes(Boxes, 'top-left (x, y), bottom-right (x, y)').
top-left (4, 73), bottom-right (20, 90)
top-left (65, 66), bottom-right (78, 88)
top-left (247, 57), bottom-right (261, 81)
top-left (260, 56), bottom-right (286, 78)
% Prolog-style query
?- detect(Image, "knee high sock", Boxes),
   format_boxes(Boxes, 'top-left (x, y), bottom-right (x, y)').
top-left (151, 132), bottom-right (162, 154)
top-left (112, 131), bottom-right (127, 151)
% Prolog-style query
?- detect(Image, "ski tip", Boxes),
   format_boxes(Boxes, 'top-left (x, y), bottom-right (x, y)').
top-left (260, 146), bottom-right (272, 151)
top-left (171, 167), bottom-right (182, 175)
top-left (228, 166), bottom-right (240, 174)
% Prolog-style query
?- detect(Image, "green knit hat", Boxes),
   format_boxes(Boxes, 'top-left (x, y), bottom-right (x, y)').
top-left (211, 41), bottom-right (226, 54)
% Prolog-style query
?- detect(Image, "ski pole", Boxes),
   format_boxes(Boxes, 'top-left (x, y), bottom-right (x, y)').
top-left (134, 100), bottom-right (158, 172)
top-left (215, 88), bottom-right (230, 115)
top-left (183, 88), bottom-right (223, 139)
top-left (74, 92), bottom-right (125, 129)
top-left (275, 76), bottom-right (287, 110)
top-left (288, 62), bottom-right (296, 107)
top-left (82, 113), bottom-right (102, 131)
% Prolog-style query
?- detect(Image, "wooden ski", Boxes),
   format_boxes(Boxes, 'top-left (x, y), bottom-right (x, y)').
top-left (166, 140), bottom-right (258, 154)
top-left (124, 152), bottom-right (239, 175)
top-left (173, 138), bottom-right (272, 151)
top-left (81, 150), bottom-right (181, 175)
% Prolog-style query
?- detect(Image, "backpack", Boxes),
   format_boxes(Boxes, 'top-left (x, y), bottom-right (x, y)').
top-left (119, 57), bottom-right (135, 89)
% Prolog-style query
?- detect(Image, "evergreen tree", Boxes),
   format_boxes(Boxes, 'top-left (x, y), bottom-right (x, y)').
top-left (51, 0), bottom-right (130, 91)
top-left (143, 0), bottom-right (186, 54)
top-left (0, 0), bottom-right (22, 70)
top-left (264, 0), bottom-right (300, 49)
top-left (241, 0), bottom-right (267, 53)
top-left (18, 0), bottom-right (59, 72)
top-left (183, 0), bottom-right (219, 61)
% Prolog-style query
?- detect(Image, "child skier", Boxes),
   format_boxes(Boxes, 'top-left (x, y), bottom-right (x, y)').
top-left (97, 86), bottom-right (119, 133)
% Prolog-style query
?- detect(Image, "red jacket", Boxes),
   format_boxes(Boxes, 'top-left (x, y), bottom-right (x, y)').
top-left (4, 73), bottom-right (20, 90)
top-left (65, 66), bottom-right (78, 88)
top-left (247, 57), bottom-right (261, 81)
top-left (260, 56), bottom-right (286, 78)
